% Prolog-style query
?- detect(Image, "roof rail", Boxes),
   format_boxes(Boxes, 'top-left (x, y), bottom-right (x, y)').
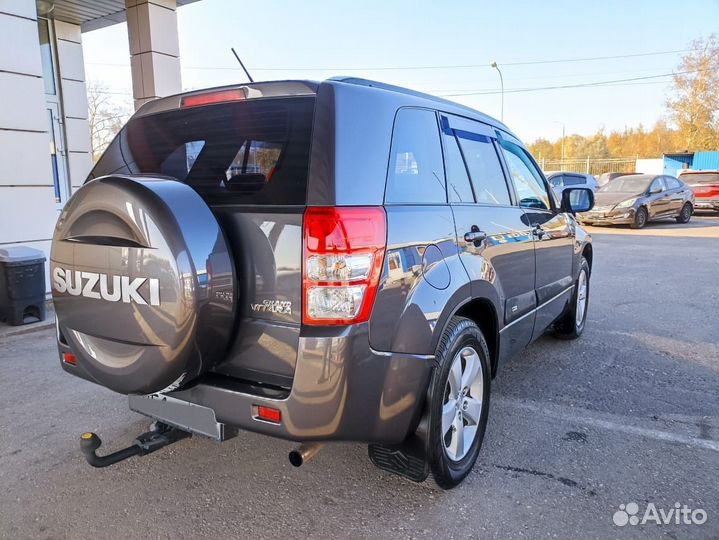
top-left (329, 76), bottom-right (509, 131)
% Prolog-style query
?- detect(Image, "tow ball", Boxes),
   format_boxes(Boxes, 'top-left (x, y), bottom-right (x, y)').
top-left (79, 421), bottom-right (191, 468)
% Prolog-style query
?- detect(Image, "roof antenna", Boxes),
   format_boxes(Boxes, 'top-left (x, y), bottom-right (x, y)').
top-left (231, 47), bottom-right (254, 83)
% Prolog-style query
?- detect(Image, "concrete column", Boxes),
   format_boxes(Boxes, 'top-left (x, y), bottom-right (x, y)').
top-left (125, 0), bottom-right (181, 110)
top-left (53, 20), bottom-right (92, 192)
top-left (0, 0), bottom-right (56, 285)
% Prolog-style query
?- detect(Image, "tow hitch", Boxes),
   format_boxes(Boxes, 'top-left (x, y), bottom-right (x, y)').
top-left (79, 422), bottom-right (191, 468)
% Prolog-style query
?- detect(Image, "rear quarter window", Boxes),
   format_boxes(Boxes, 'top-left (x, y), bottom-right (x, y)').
top-left (385, 108), bottom-right (447, 204)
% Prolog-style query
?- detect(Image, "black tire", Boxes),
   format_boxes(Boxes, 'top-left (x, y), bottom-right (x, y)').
top-left (554, 257), bottom-right (590, 340)
top-left (428, 316), bottom-right (491, 489)
top-left (630, 206), bottom-right (648, 229)
top-left (676, 202), bottom-right (692, 224)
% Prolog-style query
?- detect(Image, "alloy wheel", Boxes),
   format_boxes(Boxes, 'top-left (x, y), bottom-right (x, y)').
top-left (442, 346), bottom-right (484, 462)
top-left (576, 269), bottom-right (588, 326)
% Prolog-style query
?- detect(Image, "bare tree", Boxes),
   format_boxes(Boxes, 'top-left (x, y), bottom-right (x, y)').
top-left (86, 81), bottom-right (132, 162)
top-left (666, 34), bottom-right (719, 150)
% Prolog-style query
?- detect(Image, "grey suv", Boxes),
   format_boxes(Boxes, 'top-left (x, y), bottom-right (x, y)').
top-left (51, 78), bottom-right (594, 488)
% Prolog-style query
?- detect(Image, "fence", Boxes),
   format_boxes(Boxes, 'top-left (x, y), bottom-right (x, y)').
top-left (539, 157), bottom-right (637, 176)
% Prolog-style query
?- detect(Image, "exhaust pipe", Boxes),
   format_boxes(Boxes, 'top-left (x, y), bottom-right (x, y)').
top-left (289, 442), bottom-right (323, 467)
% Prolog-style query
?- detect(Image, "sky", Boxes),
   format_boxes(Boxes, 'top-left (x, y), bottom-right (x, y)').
top-left (82, 0), bottom-right (719, 143)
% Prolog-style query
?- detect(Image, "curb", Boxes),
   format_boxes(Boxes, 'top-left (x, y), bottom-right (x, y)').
top-left (0, 316), bottom-right (55, 339)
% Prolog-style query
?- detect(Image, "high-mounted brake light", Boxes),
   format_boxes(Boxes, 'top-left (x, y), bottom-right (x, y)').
top-left (302, 207), bottom-right (387, 326)
top-left (181, 88), bottom-right (245, 108)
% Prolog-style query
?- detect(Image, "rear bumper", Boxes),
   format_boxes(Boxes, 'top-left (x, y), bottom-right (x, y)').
top-left (60, 323), bottom-right (434, 444)
top-left (694, 199), bottom-right (719, 210)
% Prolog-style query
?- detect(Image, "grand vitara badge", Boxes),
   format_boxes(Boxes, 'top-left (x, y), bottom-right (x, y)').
top-left (250, 299), bottom-right (292, 315)
top-left (52, 267), bottom-right (160, 306)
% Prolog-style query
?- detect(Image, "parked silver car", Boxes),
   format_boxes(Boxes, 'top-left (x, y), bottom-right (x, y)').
top-left (545, 171), bottom-right (598, 202)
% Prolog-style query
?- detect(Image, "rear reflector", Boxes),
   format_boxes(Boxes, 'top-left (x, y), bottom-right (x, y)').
top-left (62, 353), bottom-right (77, 366)
top-left (302, 206), bottom-right (387, 326)
top-left (181, 88), bottom-right (245, 108)
top-left (256, 405), bottom-right (282, 424)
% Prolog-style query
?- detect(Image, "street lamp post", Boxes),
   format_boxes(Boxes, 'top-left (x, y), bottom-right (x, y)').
top-left (490, 61), bottom-right (504, 121)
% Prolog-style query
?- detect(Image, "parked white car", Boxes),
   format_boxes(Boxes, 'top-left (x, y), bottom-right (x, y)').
top-left (545, 171), bottom-right (598, 202)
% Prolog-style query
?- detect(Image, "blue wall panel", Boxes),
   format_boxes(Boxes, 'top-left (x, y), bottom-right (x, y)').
top-left (692, 152), bottom-right (719, 171)
top-left (663, 155), bottom-right (694, 176)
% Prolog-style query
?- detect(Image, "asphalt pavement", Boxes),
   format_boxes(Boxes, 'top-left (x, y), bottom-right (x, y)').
top-left (1, 219), bottom-right (717, 540)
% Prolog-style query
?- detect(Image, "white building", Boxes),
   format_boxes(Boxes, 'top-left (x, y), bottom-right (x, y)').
top-left (0, 0), bottom-right (200, 290)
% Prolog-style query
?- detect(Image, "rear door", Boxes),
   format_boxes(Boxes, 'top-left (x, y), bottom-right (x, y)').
top-left (663, 176), bottom-right (685, 214)
top-left (647, 176), bottom-right (670, 217)
top-left (369, 108), bottom-right (465, 354)
top-left (497, 138), bottom-right (575, 340)
top-left (89, 95), bottom-right (316, 388)
top-left (441, 114), bottom-right (536, 358)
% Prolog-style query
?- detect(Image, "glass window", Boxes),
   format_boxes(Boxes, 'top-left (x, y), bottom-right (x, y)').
top-left (549, 176), bottom-right (563, 187)
top-left (160, 140), bottom-right (205, 182)
top-left (563, 175), bottom-right (583, 186)
top-left (599, 176), bottom-right (652, 193)
top-left (37, 19), bottom-right (56, 95)
top-left (442, 132), bottom-right (474, 203)
top-left (385, 109), bottom-right (446, 204)
top-left (500, 140), bottom-right (551, 210)
top-left (226, 140), bottom-right (283, 180)
top-left (457, 135), bottom-right (511, 205)
top-left (47, 109), bottom-right (60, 202)
top-left (109, 97), bottom-right (314, 205)
top-left (664, 176), bottom-right (681, 189)
top-left (650, 177), bottom-right (666, 192)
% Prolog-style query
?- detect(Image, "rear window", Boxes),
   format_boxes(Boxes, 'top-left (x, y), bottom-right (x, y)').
top-left (90, 97), bottom-right (315, 205)
top-left (680, 172), bottom-right (719, 185)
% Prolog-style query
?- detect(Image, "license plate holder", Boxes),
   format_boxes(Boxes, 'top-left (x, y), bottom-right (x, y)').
top-left (129, 394), bottom-right (237, 441)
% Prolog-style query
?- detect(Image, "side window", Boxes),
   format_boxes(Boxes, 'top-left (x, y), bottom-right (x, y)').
top-left (499, 140), bottom-right (552, 210)
top-left (650, 177), bottom-right (666, 192)
top-left (549, 176), bottom-right (563, 187)
top-left (385, 109), bottom-right (446, 204)
top-left (457, 134), bottom-right (511, 205)
top-left (442, 132), bottom-right (474, 203)
top-left (563, 175), bottom-right (583, 186)
top-left (664, 176), bottom-right (681, 189)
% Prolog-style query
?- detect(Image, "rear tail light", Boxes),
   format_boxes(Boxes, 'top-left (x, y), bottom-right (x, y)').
top-left (302, 207), bottom-right (387, 325)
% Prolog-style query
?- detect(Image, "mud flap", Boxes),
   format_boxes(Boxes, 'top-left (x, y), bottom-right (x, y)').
top-left (368, 433), bottom-right (429, 483)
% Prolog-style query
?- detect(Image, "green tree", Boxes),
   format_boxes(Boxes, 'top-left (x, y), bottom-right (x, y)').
top-left (666, 34), bottom-right (719, 150)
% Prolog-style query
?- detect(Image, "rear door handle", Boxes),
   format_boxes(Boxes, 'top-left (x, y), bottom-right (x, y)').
top-left (464, 226), bottom-right (487, 245)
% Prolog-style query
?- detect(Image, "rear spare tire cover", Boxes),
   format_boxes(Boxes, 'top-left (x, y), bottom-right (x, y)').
top-left (51, 175), bottom-right (236, 394)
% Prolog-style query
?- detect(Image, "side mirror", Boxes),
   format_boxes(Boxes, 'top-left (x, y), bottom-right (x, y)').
top-left (561, 188), bottom-right (594, 215)
top-left (649, 186), bottom-right (662, 195)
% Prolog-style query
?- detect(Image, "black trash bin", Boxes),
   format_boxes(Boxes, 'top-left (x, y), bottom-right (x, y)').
top-left (0, 247), bottom-right (47, 326)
